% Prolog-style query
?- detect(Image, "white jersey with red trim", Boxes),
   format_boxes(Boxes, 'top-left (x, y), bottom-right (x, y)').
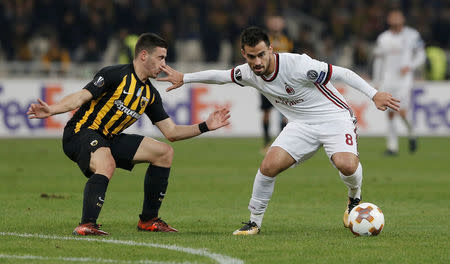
top-left (231, 53), bottom-right (353, 123)
top-left (373, 26), bottom-right (425, 88)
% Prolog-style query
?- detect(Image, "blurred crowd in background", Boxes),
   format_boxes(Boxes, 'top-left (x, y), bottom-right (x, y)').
top-left (1, 0), bottom-right (449, 79)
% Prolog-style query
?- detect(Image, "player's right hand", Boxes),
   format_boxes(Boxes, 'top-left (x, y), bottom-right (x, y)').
top-left (157, 65), bottom-right (184, 92)
top-left (27, 98), bottom-right (51, 119)
top-left (372, 92), bottom-right (400, 111)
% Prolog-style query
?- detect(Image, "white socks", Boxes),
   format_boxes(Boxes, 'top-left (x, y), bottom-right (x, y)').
top-left (339, 163), bottom-right (362, 199)
top-left (248, 169), bottom-right (276, 227)
top-left (401, 115), bottom-right (414, 138)
top-left (387, 118), bottom-right (398, 152)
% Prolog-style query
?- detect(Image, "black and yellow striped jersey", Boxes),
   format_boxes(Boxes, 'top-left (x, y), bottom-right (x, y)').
top-left (66, 64), bottom-right (169, 138)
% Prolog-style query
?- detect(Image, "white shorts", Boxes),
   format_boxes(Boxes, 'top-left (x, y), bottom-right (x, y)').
top-left (271, 119), bottom-right (358, 167)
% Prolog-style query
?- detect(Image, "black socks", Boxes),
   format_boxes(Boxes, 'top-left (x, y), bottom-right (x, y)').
top-left (81, 174), bottom-right (109, 224)
top-left (263, 122), bottom-right (270, 146)
top-left (140, 165), bottom-right (170, 221)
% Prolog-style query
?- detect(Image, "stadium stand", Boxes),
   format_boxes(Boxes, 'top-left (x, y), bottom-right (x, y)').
top-left (0, 0), bottom-right (448, 79)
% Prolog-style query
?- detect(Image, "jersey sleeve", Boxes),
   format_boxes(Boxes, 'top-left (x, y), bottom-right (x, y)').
top-left (144, 88), bottom-right (169, 124)
top-left (230, 67), bottom-right (244, 87)
top-left (412, 30), bottom-right (425, 50)
top-left (410, 30), bottom-right (426, 70)
top-left (296, 54), bottom-right (333, 85)
top-left (83, 66), bottom-right (121, 99)
top-left (231, 64), bottom-right (253, 87)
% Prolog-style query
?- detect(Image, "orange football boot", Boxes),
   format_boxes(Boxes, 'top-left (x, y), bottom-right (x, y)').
top-left (137, 217), bottom-right (178, 232)
top-left (73, 223), bottom-right (109, 236)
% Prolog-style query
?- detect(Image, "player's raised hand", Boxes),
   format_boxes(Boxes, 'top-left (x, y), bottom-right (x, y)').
top-left (157, 65), bottom-right (185, 92)
top-left (372, 92), bottom-right (400, 111)
top-left (27, 99), bottom-right (52, 119)
top-left (205, 107), bottom-right (231, 131)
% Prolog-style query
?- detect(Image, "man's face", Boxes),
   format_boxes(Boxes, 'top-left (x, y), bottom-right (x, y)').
top-left (387, 11), bottom-right (405, 32)
top-left (142, 47), bottom-right (167, 78)
top-left (241, 41), bottom-right (273, 76)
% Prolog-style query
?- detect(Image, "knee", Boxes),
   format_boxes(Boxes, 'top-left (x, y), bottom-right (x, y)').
top-left (260, 159), bottom-right (279, 177)
top-left (338, 163), bottom-right (358, 176)
top-left (94, 155), bottom-right (116, 178)
top-left (103, 156), bottom-right (116, 176)
top-left (155, 143), bottom-right (174, 167)
top-left (334, 155), bottom-right (359, 176)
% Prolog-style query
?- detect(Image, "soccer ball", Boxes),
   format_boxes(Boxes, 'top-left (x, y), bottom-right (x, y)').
top-left (348, 202), bottom-right (385, 236)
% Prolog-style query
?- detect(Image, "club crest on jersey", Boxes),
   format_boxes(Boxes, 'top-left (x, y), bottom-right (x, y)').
top-left (140, 97), bottom-right (149, 108)
top-left (235, 68), bottom-right (242, 81)
top-left (307, 70), bottom-right (318, 81)
top-left (285, 83), bottom-right (295, 95)
top-left (93, 76), bottom-right (104, 87)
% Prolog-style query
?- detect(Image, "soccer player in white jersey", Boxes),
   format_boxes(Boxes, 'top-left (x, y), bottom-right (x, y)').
top-left (159, 27), bottom-right (400, 235)
top-left (373, 9), bottom-right (426, 155)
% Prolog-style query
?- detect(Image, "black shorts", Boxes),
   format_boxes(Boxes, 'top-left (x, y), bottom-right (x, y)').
top-left (62, 127), bottom-right (144, 177)
top-left (260, 93), bottom-right (273, 110)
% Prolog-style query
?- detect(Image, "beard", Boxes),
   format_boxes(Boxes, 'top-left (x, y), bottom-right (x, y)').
top-left (252, 65), bottom-right (266, 76)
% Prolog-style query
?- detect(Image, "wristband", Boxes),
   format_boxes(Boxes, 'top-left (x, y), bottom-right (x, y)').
top-left (199, 121), bottom-right (209, 133)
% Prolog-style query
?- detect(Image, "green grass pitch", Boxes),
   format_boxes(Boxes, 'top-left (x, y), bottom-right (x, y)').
top-left (0, 137), bottom-right (448, 263)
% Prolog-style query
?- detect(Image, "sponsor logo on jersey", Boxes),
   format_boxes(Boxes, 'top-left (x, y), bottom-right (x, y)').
top-left (275, 96), bottom-right (304, 106)
top-left (93, 76), bottom-right (104, 87)
top-left (235, 68), bottom-right (242, 81)
top-left (114, 100), bottom-right (141, 119)
top-left (285, 83), bottom-right (295, 95)
top-left (307, 70), bottom-right (318, 80)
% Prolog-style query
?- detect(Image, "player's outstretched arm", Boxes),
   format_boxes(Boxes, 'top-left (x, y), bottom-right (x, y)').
top-left (155, 107), bottom-right (230, 142)
top-left (157, 65), bottom-right (185, 92)
top-left (158, 65), bottom-right (234, 92)
top-left (331, 66), bottom-right (400, 111)
top-left (27, 89), bottom-right (93, 119)
top-left (372, 92), bottom-right (400, 111)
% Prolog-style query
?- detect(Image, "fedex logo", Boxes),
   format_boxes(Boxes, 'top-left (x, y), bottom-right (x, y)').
top-left (0, 84), bottom-right (67, 131)
top-left (336, 84), bottom-right (450, 133)
top-left (412, 87), bottom-right (450, 129)
top-left (0, 84), bottom-right (231, 133)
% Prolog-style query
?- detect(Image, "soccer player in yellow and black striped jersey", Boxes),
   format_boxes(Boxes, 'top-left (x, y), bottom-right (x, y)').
top-left (27, 33), bottom-right (231, 236)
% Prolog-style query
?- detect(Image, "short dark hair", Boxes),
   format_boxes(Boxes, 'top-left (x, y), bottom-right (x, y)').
top-left (135, 33), bottom-right (168, 58)
top-left (240, 27), bottom-right (271, 50)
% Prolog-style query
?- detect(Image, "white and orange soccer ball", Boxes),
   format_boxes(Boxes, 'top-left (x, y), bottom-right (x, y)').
top-left (348, 202), bottom-right (385, 236)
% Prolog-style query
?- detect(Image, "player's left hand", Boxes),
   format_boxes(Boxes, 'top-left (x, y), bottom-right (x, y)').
top-left (157, 65), bottom-right (184, 92)
top-left (372, 92), bottom-right (400, 111)
top-left (27, 99), bottom-right (52, 119)
top-left (205, 107), bottom-right (231, 131)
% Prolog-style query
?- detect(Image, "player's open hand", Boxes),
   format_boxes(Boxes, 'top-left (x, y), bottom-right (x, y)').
top-left (372, 92), bottom-right (400, 111)
top-left (205, 107), bottom-right (231, 131)
top-left (27, 99), bottom-right (51, 119)
top-left (157, 65), bottom-right (184, 92)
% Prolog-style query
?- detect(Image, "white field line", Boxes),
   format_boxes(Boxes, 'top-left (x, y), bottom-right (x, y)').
top-left (0, 254), bottom-right (192, 264)
top-left (0, 232), bottom-right (244, 264)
